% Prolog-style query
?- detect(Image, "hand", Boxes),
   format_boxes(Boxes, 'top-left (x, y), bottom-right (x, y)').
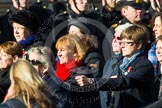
top-left (75, 75), bottom-right (94, 86)
top-left (110, 75), bottom-right (118, 78)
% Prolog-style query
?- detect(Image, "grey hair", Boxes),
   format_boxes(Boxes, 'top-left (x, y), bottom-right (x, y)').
top-left (27, 46), bottom-right (55, 71)
top-left (115, 23), bottom-right (133, 32)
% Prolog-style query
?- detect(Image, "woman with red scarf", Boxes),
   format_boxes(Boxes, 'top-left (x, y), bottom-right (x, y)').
top-left (53, 34), bottom-right (101, 108)
top-left (55, 34), bottom-right (87, 81)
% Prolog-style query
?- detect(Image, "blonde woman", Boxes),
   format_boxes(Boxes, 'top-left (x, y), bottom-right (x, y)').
top-left (0, 60), bottom-right (54, 108)
top-left (55, 34), bottom-right (87, 81)
top-left (54, 34), bottom-right (101, 108)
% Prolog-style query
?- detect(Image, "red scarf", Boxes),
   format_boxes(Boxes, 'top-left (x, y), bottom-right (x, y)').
top-left (55, 60), bottom-right (82, 81)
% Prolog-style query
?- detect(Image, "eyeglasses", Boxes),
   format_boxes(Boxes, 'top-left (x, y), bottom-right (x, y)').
top-left (119, 41), bottom-right (136, 46)
top-left (28, 59), bottom-right (42, 65)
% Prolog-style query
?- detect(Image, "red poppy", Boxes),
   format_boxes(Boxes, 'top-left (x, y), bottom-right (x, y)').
top-left (128, 66), bottom-right (133, 72)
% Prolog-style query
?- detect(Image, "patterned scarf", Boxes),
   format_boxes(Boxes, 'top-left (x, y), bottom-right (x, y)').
top-left (55, 60), bottom-right (82, 81)
top-left (120, 51), bottom-right (141, 75)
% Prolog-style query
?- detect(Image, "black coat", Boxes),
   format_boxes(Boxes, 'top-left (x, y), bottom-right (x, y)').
top-left (146, 98), bottom-right (162, 108)
top-left (99, 55), bottom-right (157, 108)
top-left (97, 6), bottom-right (122, 28)
top-left (68, 66), bottom-right (101, 108)
top-left (43, 67), bottom-right (101, 108)
top-left (83, 50), bottom-right (105, 77)
top-left (0, 68), bottom-right (10, 102)
top-left (100, 54), bottom-right (123, 108)
top-left (0, 95), bottom-right (54, 108)
top-left (43, 71), bottom-right (71, 108)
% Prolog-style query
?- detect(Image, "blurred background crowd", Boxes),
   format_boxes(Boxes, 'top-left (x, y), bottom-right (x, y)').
top-left (0, 0), bottom-right (162, 108)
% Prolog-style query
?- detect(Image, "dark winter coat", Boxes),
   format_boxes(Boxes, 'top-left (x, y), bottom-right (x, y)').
top-left (0, 68), bottom-right (10, 102)
top-left (0, 95), bottom-right (54, 108)
top-left (97, 6), bottom-right (122, 28)
top-left (100, 54), bottom-right (123, 108)
top-left (99, 55), bottom-right (157, 108)
top-left (43, 66), bottom-right (101, 108)
top-left (146, 98), bottom-right (162, 108)
top-left (83, 50), bottom-right (105, 78)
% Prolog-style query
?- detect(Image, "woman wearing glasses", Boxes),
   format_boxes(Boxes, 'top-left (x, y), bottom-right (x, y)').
top-left (27, 36), bottom-right (100, 108)
top-left (27, 46), bottom-right (65, 107)
top-left (27, 46), bottom-right (55, 76)
top-left (75, 25), bottom-right (158, 108)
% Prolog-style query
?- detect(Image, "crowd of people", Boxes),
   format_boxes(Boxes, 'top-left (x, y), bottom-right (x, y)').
top-left (0, 0), bottom-right (162, 108)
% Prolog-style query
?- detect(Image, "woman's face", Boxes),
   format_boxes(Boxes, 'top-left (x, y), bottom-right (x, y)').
top-left (156, 40), bottom-right (162, 64)
top-left (0, 49), bottom-right (14, 69)
top-left (112, 30), bottom-right (122, 54)
top-left (57, 47), bottom-right (76, 64)
top-left (120, 38), bottom-right (140, 58)
top-left (153, 16), bottom-right (162, 38)
top-left (28, 52), bottom-right (43, 73)
top-left (13, 22), bottom-right (31, 42)
top-left (69, 25), bottom-right (85, 40)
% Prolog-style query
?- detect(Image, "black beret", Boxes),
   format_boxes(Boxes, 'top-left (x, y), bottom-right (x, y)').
top-left (68, 18), bottom-right (91, 35)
